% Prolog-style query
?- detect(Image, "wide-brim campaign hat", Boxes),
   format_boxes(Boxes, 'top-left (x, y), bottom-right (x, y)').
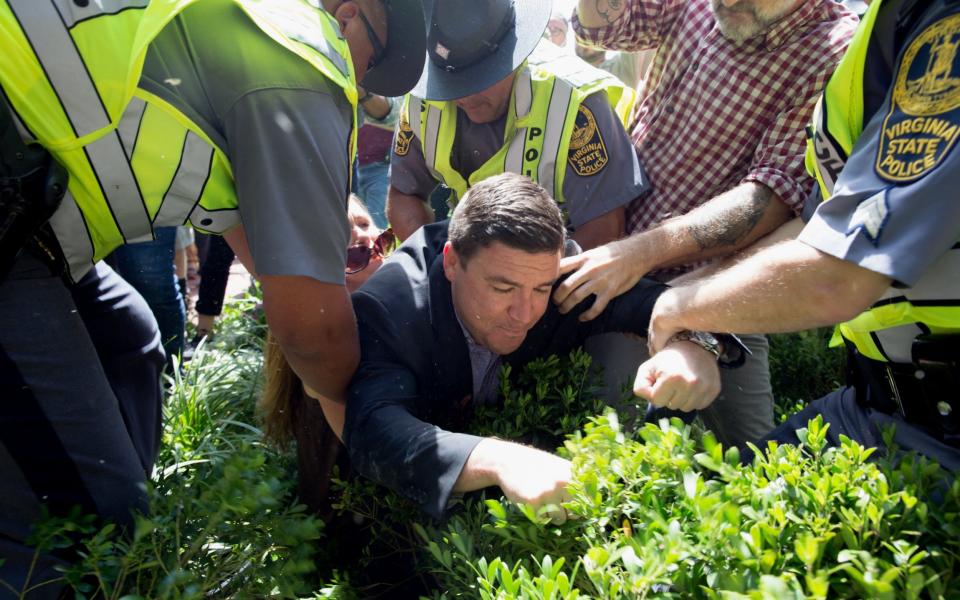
top-left (361, 0), bottom-right (431, 97)
top-left (410, 0), bottom-right (552, 101)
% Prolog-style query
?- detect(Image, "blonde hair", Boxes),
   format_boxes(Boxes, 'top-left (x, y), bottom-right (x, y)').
top-left (348, 193), bottom-right (370, 218)
top-left (258, 332), bottom-right (302, 449)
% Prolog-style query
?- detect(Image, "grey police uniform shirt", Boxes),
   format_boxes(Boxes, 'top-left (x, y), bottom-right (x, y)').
top-left (139, 0), bottom-right (350, 284)
top-left (390, 91), bottom-right (647, 229)
top-left (798, 0), bottom-right (960, 359)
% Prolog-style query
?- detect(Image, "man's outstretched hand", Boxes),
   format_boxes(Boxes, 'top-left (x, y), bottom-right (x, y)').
top-left (457, 438), bottom-right (574, 524)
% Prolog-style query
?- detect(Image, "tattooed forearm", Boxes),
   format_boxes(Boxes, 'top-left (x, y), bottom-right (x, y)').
top-left (596, 0), bottom-right (624, 24)
top-left (688, 184), bottom-right (776, 251)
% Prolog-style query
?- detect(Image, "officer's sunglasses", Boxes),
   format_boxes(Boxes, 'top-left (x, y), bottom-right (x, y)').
top-left (346, 228), bottom-right (396, 274)
top-left (358, 5), bottom-right (386, 71)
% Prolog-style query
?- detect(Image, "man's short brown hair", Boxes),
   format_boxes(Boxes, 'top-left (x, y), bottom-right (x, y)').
top-left (448, 172), bottom-right (565, 264)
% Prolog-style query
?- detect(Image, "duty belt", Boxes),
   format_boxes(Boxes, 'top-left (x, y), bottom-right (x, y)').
top-left (846, 338), bottom-right (960, 447)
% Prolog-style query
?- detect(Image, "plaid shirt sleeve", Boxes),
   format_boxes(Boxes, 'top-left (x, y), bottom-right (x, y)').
top-left (742, 10), bottom-right (858, 215)
top-left (571, 0), bottom-right (687, 52)
top-left (740, 89), bottom-right (820, 214)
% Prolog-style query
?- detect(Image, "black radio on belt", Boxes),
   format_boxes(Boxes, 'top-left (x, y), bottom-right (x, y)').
top-left (912, 333), bottom-right (960, 422)
top-left (849, 334), bottom-right (960, 446)
top-left (0, 100), bottom-right (68, 280)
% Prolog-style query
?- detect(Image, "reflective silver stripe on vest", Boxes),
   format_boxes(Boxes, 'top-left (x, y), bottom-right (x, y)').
top-left (514, 68), bottom-right (534, 119)
top-left (867, 248), bottom-right (960, 361)
top-left (47, 190), bottom-right (95, 282)
top-left (9, 0), bottom-right (151, 243)
top-left (189, 206), bottom-right (241, 234)
top-left (51, 0), bottom-right (150, 28)
top-left (85, 129), bottom-right (150, 240)
top-left (873, 324), bottom-right (925, 364)
top-left (538, 78), bottom-right (574, 199)
top-left (117, 96), bottom-right (147, 160)
top-left (504, 69), bottom-right (533, 174)
top-left (152, 131), bottom-right (215, 227)
top-left (251, 2), bottom-right (349, 78)
top-left (423, 104), bottom-right (442, 177)
top-left (503, 131), bottom-right (525, 175)
top-left (872, 248), bottom-right (960, 305)
top-left (8, 0), bottom-right (111, 139)
top-left (811, 97), bottom-right (845, 195)
top-left (408, 97), bottom-right (423, 141)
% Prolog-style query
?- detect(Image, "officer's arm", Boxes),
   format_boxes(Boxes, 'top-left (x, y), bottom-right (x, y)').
top-left (261, 275), bottom-right (360, 403)
top-left (571, 205), bottom-right (625, 250)
top-left (223, 225), bottom-right (256, 277)
top-left (387, 185), bottom-right (433, 241)
top-left (647, 238), bottom-right (891, 352)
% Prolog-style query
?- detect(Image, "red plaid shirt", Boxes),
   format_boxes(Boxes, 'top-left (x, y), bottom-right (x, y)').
top-left (573, 0), bottom-right (857, 238)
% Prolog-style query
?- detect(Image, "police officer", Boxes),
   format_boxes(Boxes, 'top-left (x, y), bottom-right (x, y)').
top-left (644, 0), bottom-right (960, 468)
top-left (0, 0), bottom-right (426, 595)
top-left (387, 0), bottom-right (648, 251)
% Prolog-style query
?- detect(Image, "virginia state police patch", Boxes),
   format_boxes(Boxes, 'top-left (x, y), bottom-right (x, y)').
top-left (395, 112), bottom-right (414, 157)
top-left (567, 105), bottom-right (608, 177)
top-left (877, 14), bottom-right (960, 183)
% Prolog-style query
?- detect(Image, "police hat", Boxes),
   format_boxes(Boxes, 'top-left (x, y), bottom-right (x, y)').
top-left (361, 0), bottom-right (431, 97)
top-left (410, 0), bottom-right (552, 101)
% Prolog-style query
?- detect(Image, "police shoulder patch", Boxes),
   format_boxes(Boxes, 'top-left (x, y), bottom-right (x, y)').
top-left (876, 13), bottom-right (960, 183)
top-left (395, 112), bottom-right (414, 156)
top-left (567, 105), bottom-right (608, 177)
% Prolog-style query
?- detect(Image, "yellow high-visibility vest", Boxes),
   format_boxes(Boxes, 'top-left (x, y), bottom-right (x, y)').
top-left (805, 0), bottom-right (960, 362)
top-left (0, 0), bottom-right (357, 281)
top-left (400, 42), bottom-right (635, 208)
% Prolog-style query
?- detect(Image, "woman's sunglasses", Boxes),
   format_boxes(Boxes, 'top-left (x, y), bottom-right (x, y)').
top-left (346, 228), bottom-right (396, 274)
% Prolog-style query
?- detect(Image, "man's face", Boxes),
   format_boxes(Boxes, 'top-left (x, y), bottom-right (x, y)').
top-left (709, 0), bottom-right (802, 43)
top-left (337, 0), bottom-right (388, 82)
top-left (455, 71), bottom-right (517, 124)
top-left (546, 18), bottom-right (568, 47)
top-left (444, 241), bottom-right (560, 355)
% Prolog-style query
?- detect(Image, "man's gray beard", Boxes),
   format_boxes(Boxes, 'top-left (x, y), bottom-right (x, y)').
top-left (711, 0), bottom-right (800, 44)
top-left (714, 16), bottom-right (765, 43)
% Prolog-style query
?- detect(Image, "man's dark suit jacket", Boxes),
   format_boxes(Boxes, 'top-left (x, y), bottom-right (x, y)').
top-left (343, 222), bottom-right (666, 517)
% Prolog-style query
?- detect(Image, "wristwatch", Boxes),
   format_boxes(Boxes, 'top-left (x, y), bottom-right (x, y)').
top-left (667, 330), bottom-right (721, 359)
top-left (667, 330), bottom-right (750, 369)
top-left (358, 91), bottom-right (374, 104)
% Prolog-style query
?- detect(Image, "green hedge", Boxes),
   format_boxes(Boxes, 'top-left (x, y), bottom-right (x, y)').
top-left (9, 302), bottom-right (958, 599)
top-left (329, 349), bottom-right (960, 599)
top-left (3, 297), bottom-right (326, 599)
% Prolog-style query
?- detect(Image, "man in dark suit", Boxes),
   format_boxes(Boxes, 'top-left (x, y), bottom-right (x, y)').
top-left (342, 173), bottom-right (741, 521)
